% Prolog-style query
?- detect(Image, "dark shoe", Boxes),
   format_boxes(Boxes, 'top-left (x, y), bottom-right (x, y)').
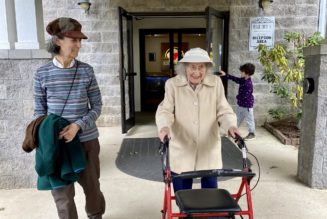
top-left (244, 133), bottom-right (255, 140)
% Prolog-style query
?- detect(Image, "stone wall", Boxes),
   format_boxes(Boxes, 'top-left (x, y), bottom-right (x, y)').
top-left (0, 0), bottom-right (321, 188)
top-left (0, 59), bottom-right (49, 188)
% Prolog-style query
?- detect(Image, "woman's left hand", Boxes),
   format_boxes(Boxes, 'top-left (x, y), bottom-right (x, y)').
top-left (59, 123), bottom-right (81, 143)
top-left (159, 127), bottom-right (170, 142)
top-left (227, 126), bottom-right (240, 139)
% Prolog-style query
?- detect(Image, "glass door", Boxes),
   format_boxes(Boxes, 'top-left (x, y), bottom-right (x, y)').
top-left (140, 29), bottom-right (206, 111)
top-left (206, 7), bottom-right (229, 94)
top-left (118, 7), bottom-right (136, 133)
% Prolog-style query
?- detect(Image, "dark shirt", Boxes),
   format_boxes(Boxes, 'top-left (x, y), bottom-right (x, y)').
top-left (226, 74), bottom-right (254, 108)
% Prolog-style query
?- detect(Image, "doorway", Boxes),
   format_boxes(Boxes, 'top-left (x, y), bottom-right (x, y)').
top-left (119, 7), bottom-right (229, 133)
top-left (139, 28), bottom-right (206, 111)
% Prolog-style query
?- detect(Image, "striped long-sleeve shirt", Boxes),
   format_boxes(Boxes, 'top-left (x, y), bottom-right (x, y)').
top-left (33, 60), bottom-right (102, 142)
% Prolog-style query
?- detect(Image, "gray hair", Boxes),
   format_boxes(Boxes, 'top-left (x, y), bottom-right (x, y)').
top-left (174, 62), bottom-right (214, 75)
top-left (46, 35), bottom-right (63, 55)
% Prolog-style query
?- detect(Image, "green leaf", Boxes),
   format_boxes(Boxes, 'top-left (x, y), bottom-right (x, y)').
top-left (257, 31), bottom-right (323, 117)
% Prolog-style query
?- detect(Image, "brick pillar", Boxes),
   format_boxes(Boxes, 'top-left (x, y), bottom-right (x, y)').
top-left (298, 44), bottom-right (327, 189)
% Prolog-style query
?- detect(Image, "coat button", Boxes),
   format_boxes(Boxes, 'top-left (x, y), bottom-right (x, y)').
top-left (194, 121), bottom-right (198, 125)
top-left (194, 101), bottom-right (198, 106)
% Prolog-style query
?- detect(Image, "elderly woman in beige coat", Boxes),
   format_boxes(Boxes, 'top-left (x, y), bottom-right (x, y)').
top-left (156, 47), bottom-right (239, 192)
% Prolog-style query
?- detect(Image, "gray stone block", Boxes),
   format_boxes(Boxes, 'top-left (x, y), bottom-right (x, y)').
top-left (23, 100), bottom-right (34, 119)
top-left (91, 43), bottom-right (113, 53)
top-left (102, 32), bottom-right (119, 43)
top-left (0, 122), bottom-right (6, 139)
top-left (0, 100), bottom-right (24, 120)
top-left (0, 60), bottom-right (21, 79)
top-left (0, 50), bottom-right (9, 59)
top-left (18, 60), bottom-right (50, 80)
top-left (31, 50), bottom-right (51, 59)
top-left (0, 82), bottom-right (6, 99)
top-left (6, 80), bottom-right (33, 99)
top-left (8, 50), bottom-right (32, 59)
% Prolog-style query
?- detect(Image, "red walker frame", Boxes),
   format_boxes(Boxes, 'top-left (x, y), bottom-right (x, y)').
top-left (160, 136), bottom-right (256, 219)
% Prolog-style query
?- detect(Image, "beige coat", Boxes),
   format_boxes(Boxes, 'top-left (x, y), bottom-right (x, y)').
top-left (156, 73), bottom-right (237, 173)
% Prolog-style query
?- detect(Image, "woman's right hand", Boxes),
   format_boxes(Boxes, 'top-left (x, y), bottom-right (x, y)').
top-left (159, 127), bottom-right (170, 142)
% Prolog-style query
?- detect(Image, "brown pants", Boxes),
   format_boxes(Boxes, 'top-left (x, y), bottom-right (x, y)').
top-left (51, 138), bottom-right (106, 219)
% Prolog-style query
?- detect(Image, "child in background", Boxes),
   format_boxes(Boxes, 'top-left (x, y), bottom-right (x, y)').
top-left (219, 63), bottom-right (256, 140)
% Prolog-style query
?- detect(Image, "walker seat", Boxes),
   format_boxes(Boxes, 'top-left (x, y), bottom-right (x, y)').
top-left (176, 188), bottom-right (241, 214)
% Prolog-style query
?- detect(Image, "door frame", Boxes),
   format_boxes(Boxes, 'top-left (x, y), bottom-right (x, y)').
top-left (118, 8), bottom-right (230, 132)
top-left (206, 7), bottom-right (230, 95)
top-left (118, 7), bottom-right (136, 133)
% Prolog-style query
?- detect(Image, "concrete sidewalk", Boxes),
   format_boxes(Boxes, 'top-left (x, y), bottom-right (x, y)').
top-left (0, 126), bottom-right (327, 219)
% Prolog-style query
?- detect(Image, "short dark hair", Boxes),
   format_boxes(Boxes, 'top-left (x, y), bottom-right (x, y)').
top-left (239, 63), bottom-right (255, 76)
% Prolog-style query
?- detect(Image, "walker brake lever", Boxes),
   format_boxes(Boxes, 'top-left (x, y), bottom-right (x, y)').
top-left (234, 133), bottom-right (250, 170)
top-left (234, 133), bottom-right (247, 151)
top-left (159, 135), bottom-right (169, 155)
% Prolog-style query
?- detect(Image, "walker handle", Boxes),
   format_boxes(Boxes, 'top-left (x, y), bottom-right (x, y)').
top-left (234, 133), bottom-right (246, 150)
top-left (159, 135), bottom-right (169, 155)
top-left (163, 135), bottom-right (169, 146)
top-left (159, 135), bottom-right (171, 174)
top-left (173, 169), bottom-right (255, 180)
top-left (233, 133), bottom-right (250, 170)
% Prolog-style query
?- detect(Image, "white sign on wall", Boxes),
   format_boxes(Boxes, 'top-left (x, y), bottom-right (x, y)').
top-left (249, 16), bottom-right (275, 51)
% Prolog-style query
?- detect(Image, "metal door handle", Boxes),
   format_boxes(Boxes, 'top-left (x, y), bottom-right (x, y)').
top-left (123, 68), bottom-right (137, 80)
top-left (126, 72), bottom-right (137, 76)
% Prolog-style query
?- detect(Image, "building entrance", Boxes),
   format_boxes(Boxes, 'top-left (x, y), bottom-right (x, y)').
top-left (119, 7), bottom-right (229, 133)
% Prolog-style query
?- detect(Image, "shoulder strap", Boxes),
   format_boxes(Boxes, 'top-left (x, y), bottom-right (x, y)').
top-left (59, 61), bottom-right (79, 117)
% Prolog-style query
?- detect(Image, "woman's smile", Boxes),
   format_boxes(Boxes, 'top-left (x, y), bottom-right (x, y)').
top-left (186, 63), bottom-right (207, 86)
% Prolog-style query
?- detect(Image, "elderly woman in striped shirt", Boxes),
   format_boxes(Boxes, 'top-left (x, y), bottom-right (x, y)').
top-left (33, 17), bottom-right (105, 219)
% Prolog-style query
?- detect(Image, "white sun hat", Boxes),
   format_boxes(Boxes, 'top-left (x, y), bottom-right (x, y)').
top-left (179, 47), bottom-right (213, 64)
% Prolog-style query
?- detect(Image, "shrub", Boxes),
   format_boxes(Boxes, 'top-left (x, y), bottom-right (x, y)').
top-left (257, 32), bottom-right (323, 119)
